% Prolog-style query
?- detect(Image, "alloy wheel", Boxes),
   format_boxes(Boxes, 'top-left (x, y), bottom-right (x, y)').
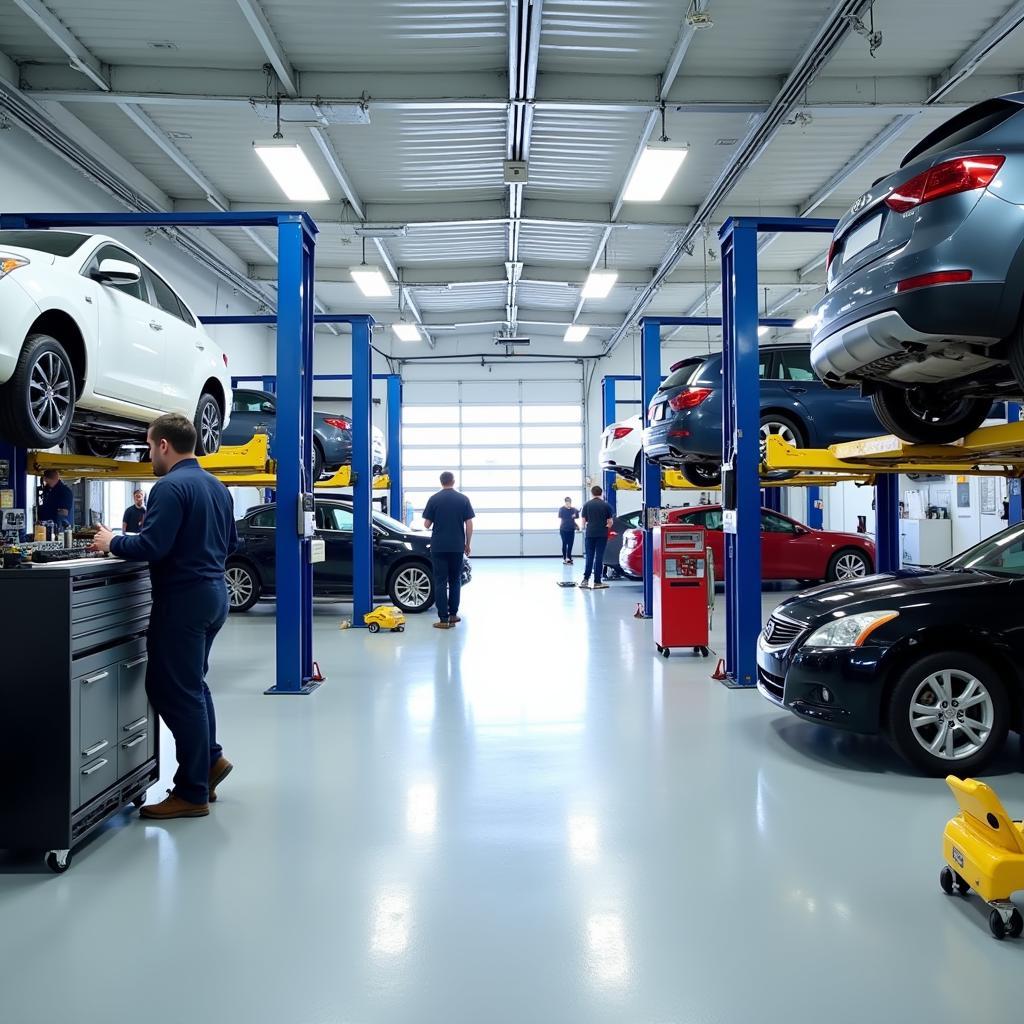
top-left (833, 553), bottom-right (868, 580)
top-left (225, 566), bottom-right (254, 608)
top-left (201, 402), bottom-right (221, 453)
top-left (394, 566), bottom-right (431, 609)
top-left (29, 351), bottom-right (73, 436)
top-left (908, 669), bottom-right (995, 761)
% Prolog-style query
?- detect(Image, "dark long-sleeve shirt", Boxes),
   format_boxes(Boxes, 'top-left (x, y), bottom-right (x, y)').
top-left (110, 459), bottom-right (238, 595)
top-left (39, 481), bottom-right (74, 528)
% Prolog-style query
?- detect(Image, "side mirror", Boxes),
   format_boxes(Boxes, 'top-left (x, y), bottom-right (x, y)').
top-left (260, 402), bottom-right (275, 415)
top-left (92, 258), bottom-right (141, 286)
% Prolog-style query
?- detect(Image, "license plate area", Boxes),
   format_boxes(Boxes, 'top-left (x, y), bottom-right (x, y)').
top-left (841, 212), bottom-right (882, 264)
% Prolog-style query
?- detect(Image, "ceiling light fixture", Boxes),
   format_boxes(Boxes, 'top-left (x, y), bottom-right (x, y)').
top-left (623, 147), bottom-right (688, 202)
top-left (253, 94), bottom-right (329, 202)
top-left (351, 266), bottom-right (392, 298)
top-left (582, 271), bottom-right (618, 299)
top-left (757, 326), bottom-right (769, 338)
top-left (564, 325), bottom-right (590, 342)
top-left (392, 323), bottom-right (421, 342)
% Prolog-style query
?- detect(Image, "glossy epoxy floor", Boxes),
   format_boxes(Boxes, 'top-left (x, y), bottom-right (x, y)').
top-left (2, 560), bottom-right (1022, 1023)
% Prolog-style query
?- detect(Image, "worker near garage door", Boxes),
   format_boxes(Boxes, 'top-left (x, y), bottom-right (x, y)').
top-left (423, 471), bottom-right (474, 630)
top-left (579, 485), bottom-right (613, 590)
top-left (90, 413), bottom-right (236, 820)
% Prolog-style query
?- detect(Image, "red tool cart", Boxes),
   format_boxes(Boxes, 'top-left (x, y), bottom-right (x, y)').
top-left (652, 523), bottom-right (713, 658)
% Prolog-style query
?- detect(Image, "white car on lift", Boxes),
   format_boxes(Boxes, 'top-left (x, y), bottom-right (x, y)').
top-left (0, 229), bottom-right (232, 455)
top-left (599, 414), bottom-right (644, 481)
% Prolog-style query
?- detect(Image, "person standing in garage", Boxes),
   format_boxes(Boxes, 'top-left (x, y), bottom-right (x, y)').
top-left (39, 469), bottom-right (73, 530)
top-left (579, 485), bottom-right (614, 590)
top-left (122, 489), bottom-right (146, 534)
top-left (558, 496), bottom-right (579, 564)
top-left (90, 413), bottom-right (236, 820)
top-left (423, 471), bottom-right (474, 629)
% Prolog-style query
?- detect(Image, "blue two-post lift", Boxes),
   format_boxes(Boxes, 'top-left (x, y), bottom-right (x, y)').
top-left (0, 210), bottom-right (377, 696)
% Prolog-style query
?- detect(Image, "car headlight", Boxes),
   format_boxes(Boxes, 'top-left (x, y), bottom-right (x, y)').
top-left (803, 610), bottom-right (899, 648)
top-left (0, 255), bottom-right (29, 279)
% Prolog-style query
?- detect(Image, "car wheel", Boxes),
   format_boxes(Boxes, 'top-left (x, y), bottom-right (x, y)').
top-left (826, 548), bottom-right (873, 581)
top-left (682, 462), bottom-right (721, 487)
top-left (0, 334), bottom-right (76, 449)
top-left (388, 562), bottom-right (434, 613)
top-left (194, 393), bottom-right (222, 455)
top-left (759, 414), bottom-right (804, 480)
top-left (312, 441), bottom-right (324, 482)
top-left (225, 561), bottom-right (261, 612)
top-left (870, 385), bottom-right (991, 445)
top-left (886, 651), bottom-right (1008, 775)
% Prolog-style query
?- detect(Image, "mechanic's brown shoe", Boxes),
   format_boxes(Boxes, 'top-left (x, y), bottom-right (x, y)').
top-left (433, 620), bottom-right (452, 629)
top-left (139, 790), bottom-right (209, 819)
top-left (208, 757), bottom-right (233, 802)
top-left (449, 615), bottom-right (461, 624)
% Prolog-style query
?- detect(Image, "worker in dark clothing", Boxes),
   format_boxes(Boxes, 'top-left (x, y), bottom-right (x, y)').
top-left (122, 489), bottom-right (146, 534)
top-left (39, 469), bottom-right (74, 529)
top-left (422, 471), bottom-right (474, 630)
top-left (91, 413), bottom-right (237, 821)
top-left (579, 484), bottom-right (614, 590)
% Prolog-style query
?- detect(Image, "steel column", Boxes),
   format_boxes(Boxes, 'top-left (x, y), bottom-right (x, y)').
top-left (874, 473), bottom-right (901, 572)
top-left (601, 377), bottom-right (618, 514)
top-left (351, 316), bottom-right (375, 624)
top-left (639, 319), bottom-right (662, 617)
top-left (1010, 405), bottom-right (1022, 526)
top-left (386, 373), bottom-right (403, 520)
top-left (806, 485), bottom-right (823, 529)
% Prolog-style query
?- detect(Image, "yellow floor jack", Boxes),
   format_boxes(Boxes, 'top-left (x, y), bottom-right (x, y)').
top-left (941, 776), bottom-right (1024, 940)
top-left (363, 606), bottom-right (406, 634)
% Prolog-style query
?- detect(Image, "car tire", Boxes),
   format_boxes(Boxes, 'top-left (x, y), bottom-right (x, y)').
top-left (759, 413), bottom-right (805, 481)
top-left (388, 562), bottom-right (434, 613)
top-left (825, 548), bottom-right (873, 582)
top-left (870, 385), bottom-right (991, 445)
top-left (193, 393), bottom-right (222, 455)
top-left (886, 651), bottom-right (1009, 776)
top-left (0, 333), bottom-right (76, 449)
top-left (225, 560), bottom-right (261, 613)
top-left (312, 440), bottom-right (324, 482)
top-left (682, 462), bottom-right (722, 487)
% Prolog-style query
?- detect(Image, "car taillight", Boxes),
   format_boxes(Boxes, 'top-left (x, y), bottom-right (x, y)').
top-left (612, 426), bottom-right (633, 439)
top-left (668, 387), bottom-right (712, 412)
top-left (324, 417), bottom-right (351, 430)
top-left (896, 269), bottom-right (972, 293)
top-left (826, 238), bottom-right (839, 272)
top-left (884, 155), bottom-right (1005, 213)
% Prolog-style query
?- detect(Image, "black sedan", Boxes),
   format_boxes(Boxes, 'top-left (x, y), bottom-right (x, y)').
top-left (226, 500), bottom-right (437, 614)
top-left (756, 522), bottom-right (1024, 775)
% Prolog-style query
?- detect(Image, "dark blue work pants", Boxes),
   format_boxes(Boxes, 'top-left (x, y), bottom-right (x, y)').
top-left (145, 581), bottom-right (229, 804)
top-left (583, 536), bottom-right (607, 581)
top-left (431, 551), bottom-right (463, 621)
top-left (560, 530), bottom-right (576, 559)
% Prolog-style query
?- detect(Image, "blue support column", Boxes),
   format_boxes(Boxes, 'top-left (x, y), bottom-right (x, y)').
top-left (601, 376), bottom-right (618, 515)
top-left (1010, 404), bottom-right (1022, 525)
top-left (387, 374), bottom-right (402, 520)
top-left (720, 221), bottom-right (763, 688)
top-left (874, 473), bottom-right (900, 572)
top-left (639, 320), bottom-right (662, 617)
top-left (806, 485), bottom-right (823, 530)
top-left (351, 316), bottom-right (375, 624)
top-left (267, 216), bottom-right (318, 694)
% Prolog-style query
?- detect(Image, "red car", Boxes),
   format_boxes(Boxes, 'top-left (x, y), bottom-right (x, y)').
top-left (619, 505), bottom-right (875, 583)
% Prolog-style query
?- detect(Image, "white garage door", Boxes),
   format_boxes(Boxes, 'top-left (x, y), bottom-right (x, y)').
top-left (402, 380), bottom-right (585, 556)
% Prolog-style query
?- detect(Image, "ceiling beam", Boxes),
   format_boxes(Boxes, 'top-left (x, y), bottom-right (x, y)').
top-left (10, 0), bottom-right (109, 91)
top-left (233, 0), bottom-right (299, 98)
top-left (930, 0), bottom-right (1024, 101)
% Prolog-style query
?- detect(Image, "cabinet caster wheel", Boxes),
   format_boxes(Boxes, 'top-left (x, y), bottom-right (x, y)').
top-left (656, 645), bottom-right (663, 654)
top-left (132, 793), bottom-right (147, 808)
top-left (45, 850), bottom-right (72, 874)
top-left (368, 623), bottom-right (380, 634)
top-left (662, 648), bottom-right (670, 659)
top-left (939, 866), bottom-right (954, 894)
top-left (990, 909), bottom-right (1007, 940)
top-left (394, 625), bottom-right (405, 632)
top-left (1010, 909), bottom-right (1024, 939)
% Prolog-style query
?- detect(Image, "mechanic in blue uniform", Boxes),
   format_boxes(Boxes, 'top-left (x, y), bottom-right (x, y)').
top-left (91, 413), bottom-right (236, 820)
top-left (39, 469), bottom-right (74, 529)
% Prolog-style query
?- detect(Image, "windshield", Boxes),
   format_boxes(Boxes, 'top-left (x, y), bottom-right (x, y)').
top-left (943, 522), bottom-right (1024, 576)
top-left (660, 358), bottom-right (708, 390)
top-left (373, 510), bottom-right (417, 534)
top-left (0, 230), bottom-right (91, 257)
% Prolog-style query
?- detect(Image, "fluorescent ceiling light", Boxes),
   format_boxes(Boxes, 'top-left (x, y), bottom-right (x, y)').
top-left (794, 314), bottom-right (820, 330)
top-left (564, 325), bottom-right (590, 342)
top-left (354, 225), bottom-right (407, 238)
top-left (392, 323), bottom-right (421, 342)
top-left (622, 147), bottom-right (688, 202)
top-left (757, 326), bottom-right (769, 337)
top-left (350, 266), bottom-right (392, 298)
top-left (581, 271), bottom-right (618, 299)
top-left (253, 140), bottom-right (330, 202)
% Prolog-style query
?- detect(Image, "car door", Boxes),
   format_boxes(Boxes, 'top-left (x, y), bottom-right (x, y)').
top-left (315, 502), bottom-right (354, 591)
top-left (759, 509), bottom-right (822, 579)
top-left (244, 507), bottom-right (277, 588)
top-left (141, 266), bottom-right (206, 413)
top-left (83, 243), bottom-right (165, 410)
top-left (225, 390), bottom-right (276, 448)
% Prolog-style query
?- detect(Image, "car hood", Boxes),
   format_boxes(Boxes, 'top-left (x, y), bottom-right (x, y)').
top-left (824, 530), bottom-right (874, 547)
top-left (774, 567), bottom-right (1003, 625)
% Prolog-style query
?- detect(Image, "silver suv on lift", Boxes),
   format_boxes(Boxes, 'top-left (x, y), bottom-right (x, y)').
top-left (811, 94), bottom-right (1024, 444)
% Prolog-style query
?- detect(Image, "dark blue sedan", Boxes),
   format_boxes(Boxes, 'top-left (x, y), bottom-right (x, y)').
top-left (642, 343), bottom-right (884, 486)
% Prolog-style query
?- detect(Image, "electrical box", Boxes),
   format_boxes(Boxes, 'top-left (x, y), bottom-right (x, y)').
top-left (297, 493), bottom-right (315, 538)
top-left (652, 524), bottom-right (712, 656)
top-left (309, 538), bottom-right (326, 564)
top-left (503, 160), bottom-right (529, 184)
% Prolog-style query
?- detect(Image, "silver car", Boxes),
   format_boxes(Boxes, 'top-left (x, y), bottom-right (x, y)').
top-left (812, 94), bottom-right (1024, 444)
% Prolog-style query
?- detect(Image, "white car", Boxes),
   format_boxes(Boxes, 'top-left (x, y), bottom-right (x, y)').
top-left (0, 230), bottom-right (232, 455)
top-left (599, 414), bottom-right (643, 480)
